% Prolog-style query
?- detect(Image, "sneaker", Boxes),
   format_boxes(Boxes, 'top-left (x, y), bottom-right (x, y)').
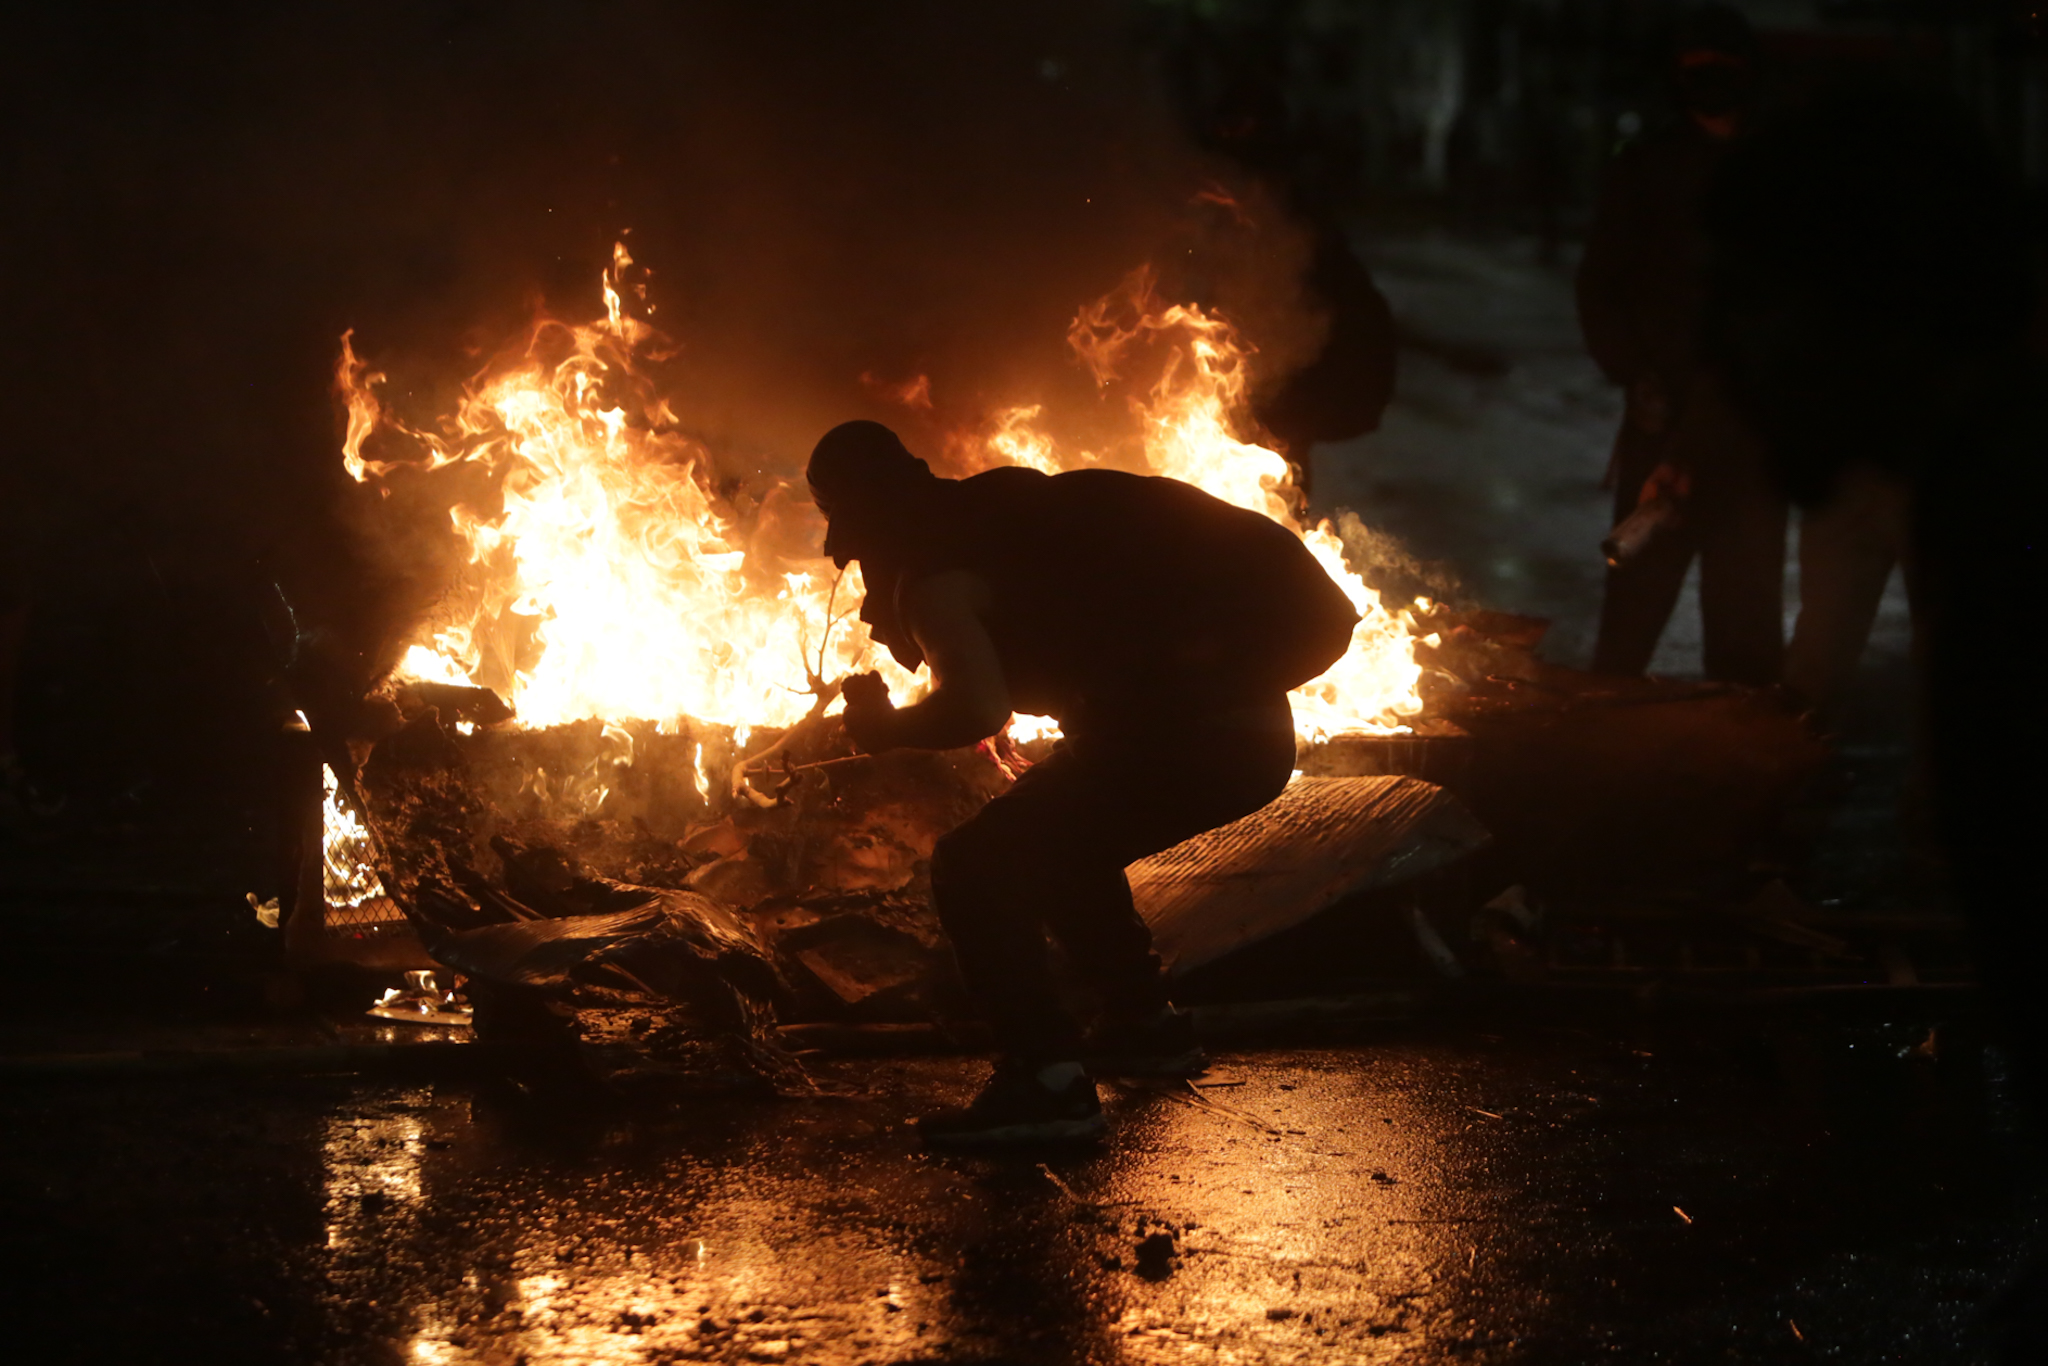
top-left (914, 1059), bottom-right (1106, 1146)
top-left (1081, 1006), bottom-right (1206, 1078)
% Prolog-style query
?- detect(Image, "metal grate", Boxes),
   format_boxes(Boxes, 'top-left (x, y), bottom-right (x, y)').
top-left (321, 763), bottom-right (408, 930)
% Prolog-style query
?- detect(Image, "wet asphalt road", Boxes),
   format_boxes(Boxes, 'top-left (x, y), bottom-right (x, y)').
top-left (1, 1019), bottom-right (2035, 1365)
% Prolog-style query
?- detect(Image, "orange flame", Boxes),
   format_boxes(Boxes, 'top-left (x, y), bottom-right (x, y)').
top-left (322, 762), bottom-right (389, 910)
top-left (339, 248), bottom-right (1422, 745)
top-left (860, 371), bottom-right (934, 411)
top-left (338, 246), bottom-right (917, 730)
top-left (1061, 267), bottom-right (1425, 738)
top-left (979, 404), bottom-right (1065, 474)
top-left (337, 331), bottom-right (391, 484)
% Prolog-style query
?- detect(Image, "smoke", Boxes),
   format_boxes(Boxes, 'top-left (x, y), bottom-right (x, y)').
top-left (331, 3), bottom-right (1326, 477)
top-left (1332, 512), bottom-right (1466, 611)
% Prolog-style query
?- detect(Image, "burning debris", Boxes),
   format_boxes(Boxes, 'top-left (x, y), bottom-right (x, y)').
top-left (287, 244), bottom-right (1823, 1076)
top-left (321, 761), bottom-right (394, 922)
top-left (338, 264), bottom-right (911, 734)
top-left (293, 243), bottom-right (1477, 1070)
top-left (367, 971), bottom-right (471, 1027)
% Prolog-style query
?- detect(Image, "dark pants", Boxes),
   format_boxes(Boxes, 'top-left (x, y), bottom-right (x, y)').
top-left (929, 696), bottom-right (1297, 1060)
top-left (1592, 394), bottom-right (1788, 685)
top-left (1785, 465), bottom-right (1915, 712)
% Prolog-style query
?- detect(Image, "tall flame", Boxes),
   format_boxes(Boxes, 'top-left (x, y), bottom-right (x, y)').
top-left (340, 246), bottom-right (914, 729)
top-left (1065, 267), bottom-right (1425, 739)
top-left (338, 249), bottom-right (1422, 742)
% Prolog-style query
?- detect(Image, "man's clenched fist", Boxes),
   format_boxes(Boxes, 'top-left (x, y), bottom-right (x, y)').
top-left (839, 671), bottom-right (896, 753)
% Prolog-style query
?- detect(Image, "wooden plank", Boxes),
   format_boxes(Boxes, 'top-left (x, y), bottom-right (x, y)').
top-left (1130, 775), bottom-right (1490, 976)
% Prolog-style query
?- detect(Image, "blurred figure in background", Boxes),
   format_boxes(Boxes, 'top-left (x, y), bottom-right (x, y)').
top-left (1705, 86), bottom-right (2044, 1359)
top-left (1578, 4), bottom-right (1784, 684)
top-left (1199, 69), bottom-right (1399, 501)
top-left (1782, 462), bottom-right (1914, 719)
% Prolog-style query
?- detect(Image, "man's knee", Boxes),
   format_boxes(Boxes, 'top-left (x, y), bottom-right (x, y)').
top-left (930, 817), bottom-right (1044, 949)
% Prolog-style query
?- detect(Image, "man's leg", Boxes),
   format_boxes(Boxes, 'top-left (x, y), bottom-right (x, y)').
top-left (1784, 467), bottom-right (1909, 710)
top-left (1038, 703), bottom-right (1298, 1022)
top-left (1697, 479), bottom-right (1790, 686)
top-left (929, 747), bottom-right (1125, 1062)
top-left (915, 750), bottom-right (1124, 1144)
top-left (1665, 383), bottom-right (1787, 686)
top-left (917, 705), bottom-right (1294, 1138)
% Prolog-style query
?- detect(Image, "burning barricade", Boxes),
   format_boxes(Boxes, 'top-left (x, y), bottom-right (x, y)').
top-left (290, 245), bottom-right (1819, 1080)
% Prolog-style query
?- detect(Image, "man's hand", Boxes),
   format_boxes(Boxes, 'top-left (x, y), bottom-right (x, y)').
top-left (838, 572), bottom-right (1012, 754)
top-left (840, 671), bottom-right (897, 753)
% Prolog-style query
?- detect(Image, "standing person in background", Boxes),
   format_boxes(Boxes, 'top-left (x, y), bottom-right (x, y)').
top-left (1199, 71), bottom-right (1400, 504)
top-left (1704, 87), bottom-right (2044, 1360)
top-left (1577, 4), bottom-right (1785, 684)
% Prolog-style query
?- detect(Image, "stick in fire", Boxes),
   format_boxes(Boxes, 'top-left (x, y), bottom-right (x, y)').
top-left (807, 420), bottom-right (1358, 1146)
top-left (727, 570), bottom-right (856, 810)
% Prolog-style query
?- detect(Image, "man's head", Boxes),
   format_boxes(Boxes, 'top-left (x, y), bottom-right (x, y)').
top-left (807, 421), bottom-right (936, 567)
top-left (1674, 4), bottom-right (1759, 139)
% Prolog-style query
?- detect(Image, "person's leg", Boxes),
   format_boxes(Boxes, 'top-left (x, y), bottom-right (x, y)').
top-left (928, 746), bottom-right (1130, 1061)
top-left (931, 698), bottom-right (1297, 1055)
top-left (1592, 416), bottom-right (1705, 675)
top-left (1593, 473), bottom-right (1701, 676)
top-left (1784, 466), bottom-right (1909, 709)
top-left (921, 747), bottom-right (1149, 1144)
top-left (1039, 864), bottom-right (1174, 1023)
top-left (1038, 699), bottom-right (1298, 1017)
top-left (1697, 480), bottom-right (1790, 686)
top-left (920, 702), bottom-right (1297, 1137)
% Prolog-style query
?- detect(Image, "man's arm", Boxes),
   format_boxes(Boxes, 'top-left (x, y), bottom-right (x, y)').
top-left (842, 569), bottom-right (1012, 752)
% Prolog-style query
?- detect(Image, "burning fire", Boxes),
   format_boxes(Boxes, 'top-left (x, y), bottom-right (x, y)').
top-left (1060, 266), bottom-right (1425, 741)
top-left (338, 247), bottom-right (1423, 745)
top-left (323, 762), bottom-right (390, 912)
top-left (339, 243), bottom-right (915, 730)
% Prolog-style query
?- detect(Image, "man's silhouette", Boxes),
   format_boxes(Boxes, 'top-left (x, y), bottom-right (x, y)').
top-left (809, 421), bottom-right (1357, 1143)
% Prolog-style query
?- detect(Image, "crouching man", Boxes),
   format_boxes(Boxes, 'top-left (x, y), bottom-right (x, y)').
top-left (807, 421), bottom-right (1358, 1144)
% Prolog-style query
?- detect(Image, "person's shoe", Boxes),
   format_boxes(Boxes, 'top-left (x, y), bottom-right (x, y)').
top-left (1081, 1006), bottom-right (1206, 1078)
top-left (913, 1059), bottom-right (1105, 1146)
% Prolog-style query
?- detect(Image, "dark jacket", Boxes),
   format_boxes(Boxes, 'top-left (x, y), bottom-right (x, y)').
top-left (857, 467), bottom-right (1358, 724)
top-left (1578, 119), bottom-right (1733, 396)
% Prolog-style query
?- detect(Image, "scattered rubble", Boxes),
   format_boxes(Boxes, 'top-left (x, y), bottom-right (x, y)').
top-left (1133, 1222), bottom-right (1179, 1280)
top-left (277, 597), bottom-right (1905, 1080)
top-left (366, 970), bottom-right (471, 1026)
